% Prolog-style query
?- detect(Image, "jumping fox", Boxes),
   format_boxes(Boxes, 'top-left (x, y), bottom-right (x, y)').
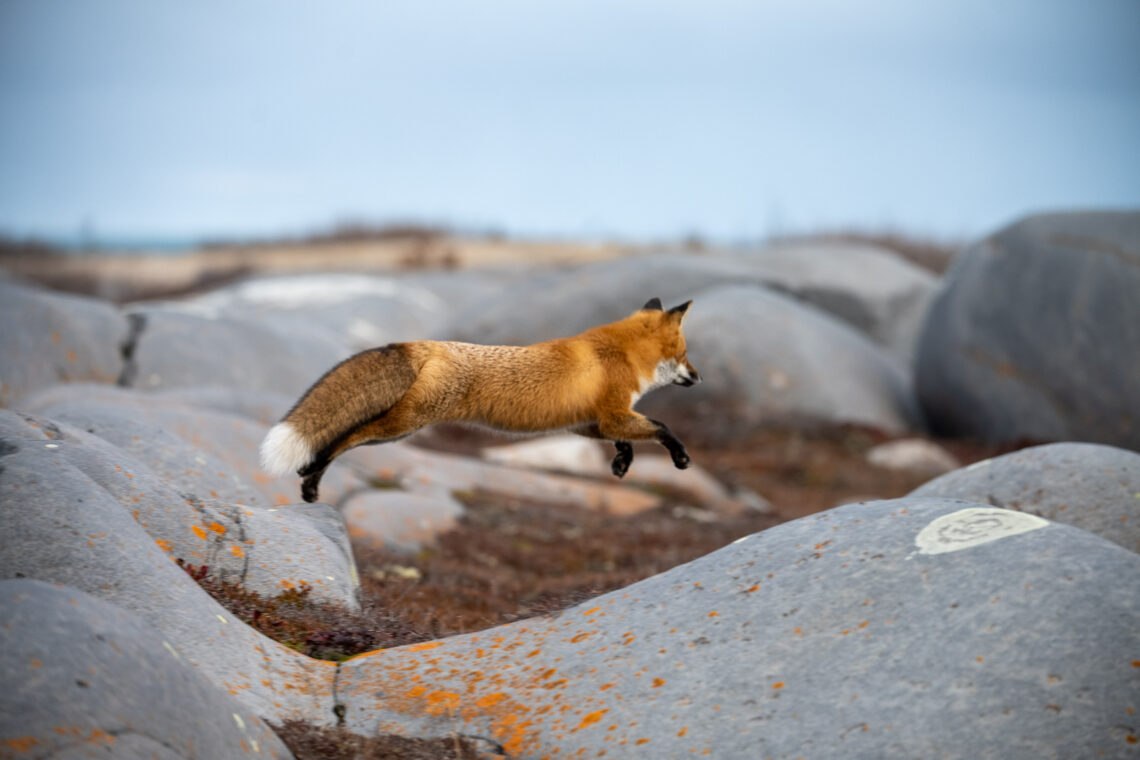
top-left (260, 298), bottom-right (701, 503)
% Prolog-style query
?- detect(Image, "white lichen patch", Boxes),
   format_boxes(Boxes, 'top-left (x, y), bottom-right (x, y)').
top-left (915, 507), bottom-right (1049, 555)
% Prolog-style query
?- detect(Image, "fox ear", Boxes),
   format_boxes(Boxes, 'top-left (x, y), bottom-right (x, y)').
top-left (642, 297), bottom-right (664, 311)
top-left (667, 300), bottom-right (693, 321)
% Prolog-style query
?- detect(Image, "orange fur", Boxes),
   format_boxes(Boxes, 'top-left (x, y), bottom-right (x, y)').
top-left (261, 298), bottom-right (700, 502)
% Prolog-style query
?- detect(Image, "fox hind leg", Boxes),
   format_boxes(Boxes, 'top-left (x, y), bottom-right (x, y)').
top-left (297, 404), bottom-right (433, 502)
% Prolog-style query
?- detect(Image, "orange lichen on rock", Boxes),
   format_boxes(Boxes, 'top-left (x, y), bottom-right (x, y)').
top-left (405, 641), bottom-right (444, 653)
top-left (4, 736), bottom-right (39, 751)
top-left (424, 690), bottom-right (461, 715)
top-left (190, 525), bottom-right (207, 540)
top-left (575, 709), bottom-right (608, 731)
top-left (208, 522), bottom-right (226, 535)
top-left (476, 692), bottom-right (506, 708)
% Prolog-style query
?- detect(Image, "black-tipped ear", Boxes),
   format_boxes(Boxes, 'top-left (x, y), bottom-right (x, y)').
top-left (668, 300), bottom-right (693, 319)
top-left (642, 297), bottom-right (664, 311)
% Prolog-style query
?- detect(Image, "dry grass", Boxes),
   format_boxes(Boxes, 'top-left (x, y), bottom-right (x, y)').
top-left (272, 720), bottom-right (489, 760)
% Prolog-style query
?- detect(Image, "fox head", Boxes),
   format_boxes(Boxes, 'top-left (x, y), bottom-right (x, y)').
top-left (637, 297), bottom-right (701, 388)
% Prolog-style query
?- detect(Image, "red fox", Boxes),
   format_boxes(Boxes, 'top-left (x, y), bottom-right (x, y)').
top-left (260, 298), bottom-right (700, 503)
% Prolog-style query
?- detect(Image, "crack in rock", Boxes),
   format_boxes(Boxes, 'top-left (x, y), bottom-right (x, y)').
top-left (116, 312), bottom-right (147, 388)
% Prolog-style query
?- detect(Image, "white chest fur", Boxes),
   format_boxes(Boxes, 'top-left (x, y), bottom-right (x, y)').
top-left (630, 358), bottom-right (680, 408)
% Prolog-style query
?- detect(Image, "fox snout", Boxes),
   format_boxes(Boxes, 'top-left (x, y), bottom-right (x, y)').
top-left (674, 361), bottom-right (700, 387)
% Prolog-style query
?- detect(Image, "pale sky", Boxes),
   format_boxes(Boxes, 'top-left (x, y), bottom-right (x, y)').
top-left (1, 0), bottom-right (1137, 245)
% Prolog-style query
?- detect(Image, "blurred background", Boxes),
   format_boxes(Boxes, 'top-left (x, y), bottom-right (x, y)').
top-left (2, 0), bottom-right (1138, 249)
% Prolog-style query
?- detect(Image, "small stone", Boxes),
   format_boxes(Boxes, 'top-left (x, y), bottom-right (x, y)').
top-left (866, 438), bottom-right (959, 477)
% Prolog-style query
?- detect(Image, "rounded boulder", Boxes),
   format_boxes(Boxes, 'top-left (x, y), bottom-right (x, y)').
top-left (915, 211), bottom-right (1140, 448)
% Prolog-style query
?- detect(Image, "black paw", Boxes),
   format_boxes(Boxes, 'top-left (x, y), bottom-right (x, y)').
top-left (671, 451), bottom-right (691, 470)
top-left (612, 454), bottom-right (630, 478)
top-left (301, 478), bottom-right (319, 503)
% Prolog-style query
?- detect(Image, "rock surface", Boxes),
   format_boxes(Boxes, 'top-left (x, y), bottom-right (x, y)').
top-left (0, 419), bottom-right (337, 724)
top-left (916, 210), bottom-right (1140, 449)
top-left (21, 385), bottom-right (362, 508)
top-left (342, 490), bottom-right (466, 551)
top-left (175, 272), bottom-right (450, 350)
top-left (0, 280), bottom-right (128, 408)
top-left (866, 438), bottom-right (960, 477)
top-left (342, 441), bottom-right (663, 516)
top-left (338, 498), bottom-right (1140, 759)
top-left (910, 442), bottom-right (1140, 554)
top-left (724, 241), bottom-right (938, 362)
top-left (637, 285), bottom-right (924, 439)
top-left (440, 255), bottom-right (769, 346)
top-left (482, 435), bottom-right (610, 476)
top-left (0, 579), bottom-right (292, 759)
top-left (0, 408), bottom-right (360, 607)
top-left (124, 305), bottom-right (350, 398)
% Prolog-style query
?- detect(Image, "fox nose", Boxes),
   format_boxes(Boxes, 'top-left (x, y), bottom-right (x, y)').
top-left (675, 366), bottom-right (700, 386)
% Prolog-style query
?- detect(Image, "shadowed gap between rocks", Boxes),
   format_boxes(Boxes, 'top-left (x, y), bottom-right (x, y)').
top-left (116, 312), bottom-right (147, 387)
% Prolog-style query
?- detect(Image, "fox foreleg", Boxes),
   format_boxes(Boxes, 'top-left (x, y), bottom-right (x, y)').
top-left (573, 422), bottom-right (640, 477)
top-left (596, 412), bottom-right (691, 475)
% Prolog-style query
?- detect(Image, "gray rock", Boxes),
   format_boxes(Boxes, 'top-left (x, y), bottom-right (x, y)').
top-left (22, 386), bottom-right (362, 508)
top-left (179, 273), bottom-right (440, 344)
top-left (910, 442), bottom-right (1140, 554)
top-left (0, 422), bottom-right (336, 724)
top-left (0, 579), bottom-right (292, 759)
top-left (124, 305), bottom-right (351, 398)
top-left (637, 285), bottom-right (924, 439)
top-left (15, 381), bottom-right (295, 423)
top-left (152, 386), bottom-right (296, 427)
top-left (338, 498), bottom-right (1140, 759)
top-left (481, 434), bottom-right (610, 476)
top-left (480, 436), bottom-right (757, 514)
top-left (866, 438), bottom-right (960, 477)
top-left (915, 210), bottom-right (1140, 448)
top-left (341, 441), bottom-right (661, 516)
top-left (0, 408), bottom-right (361, 607)
top-left (342, 490), bottom-right (466, 551)
top-left (725, 241), bottom-right (938, 363)
top-left (0, 280), bottom-right (128, 408)
top-left (439, 255), bottom-right (776, 345)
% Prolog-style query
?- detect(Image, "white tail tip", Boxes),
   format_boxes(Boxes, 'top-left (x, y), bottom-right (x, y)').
top-left (260, 422), bottom-right (312, 477)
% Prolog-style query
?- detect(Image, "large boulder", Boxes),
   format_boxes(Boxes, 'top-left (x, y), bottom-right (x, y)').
top-left (637, 285), bottom-right (924, 440)
top-left (910, 442), bottom-right (1140, 554)
top-left (171, 272), bottom-right (449, 350)
top-left (0, 420), bottom-right (336, 724)
top-left (724, 241), bottom-right (938, 362)
top-left (338, 498), bottom-right (1140, 759)
top-left (1, 407), bottom-right (361, 608)
top-left (0, 579), bottom-right (292, 758)
top-left (915, 211), bottom-right (1140, 449)
top-left (439, 255), bottom-right (784, 345)
top-left (123, 304), bottom-right (350, 398)
top-left (0, 280), bottom-right (128, 408)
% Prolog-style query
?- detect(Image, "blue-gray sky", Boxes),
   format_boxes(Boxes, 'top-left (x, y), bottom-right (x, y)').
top-left (1, 0), bottom-right (1138, 244)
